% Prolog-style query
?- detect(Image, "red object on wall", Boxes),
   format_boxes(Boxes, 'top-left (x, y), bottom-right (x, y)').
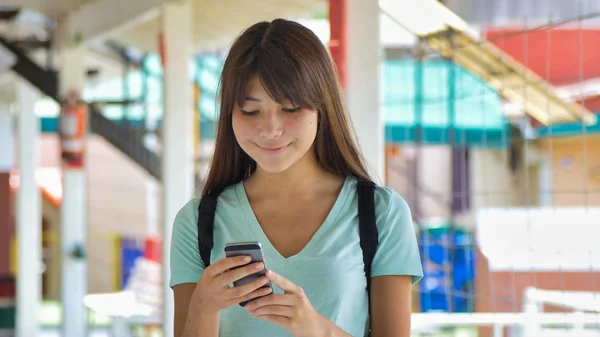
top-left (328, 0), bottom-right (348, 89)
top-left (484, 28), bottom-right (600, 86)
top-left (144, 236), bottom-right (162, 263)
top-left (0, 173), bottom-right (11, 277)
top-left (0, 276), bottom-right (15, 297)
top-left (59, 91), bottom-right (88, 169)
top-left (159, 32), bottom-right (166, 68)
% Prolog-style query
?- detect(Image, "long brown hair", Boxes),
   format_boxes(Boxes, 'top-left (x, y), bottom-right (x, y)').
top-left (202, 18), bottom-right (372, 196)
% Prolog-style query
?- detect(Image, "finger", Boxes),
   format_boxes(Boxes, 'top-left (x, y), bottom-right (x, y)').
top-left (249, 305), bottom-right (294, 318)
top-left (243, 294), bottom-right (293, 311)
top-left (266, 270), bottom-right (299, 293)
top-left (207, 255), bottom-right (251, 277)
top-left (218, 262), bottom-right (265, 286)
top-left (225, 276), bottom-right (270, 299)
top-left (227, 285), bottom-right (273, 307)
top-left (253, 314), bottom-right (291, 327)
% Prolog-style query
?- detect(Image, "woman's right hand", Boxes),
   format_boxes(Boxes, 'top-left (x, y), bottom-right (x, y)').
top-left (190, 255), bottom-right (273, 315)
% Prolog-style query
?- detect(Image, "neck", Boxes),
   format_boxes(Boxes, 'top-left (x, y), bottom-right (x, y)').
top-left (246, 152), bottom-right (336, 198)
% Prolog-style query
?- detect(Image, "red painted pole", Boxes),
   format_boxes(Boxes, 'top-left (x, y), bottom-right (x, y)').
top-left (328, 0), bottom-right (348, 89)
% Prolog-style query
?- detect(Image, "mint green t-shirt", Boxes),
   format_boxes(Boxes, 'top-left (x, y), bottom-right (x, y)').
top-left (170, 177), bottom-right (423, 337)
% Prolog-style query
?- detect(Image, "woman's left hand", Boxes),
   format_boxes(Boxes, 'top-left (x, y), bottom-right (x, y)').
top-left (244, 270), bottom-right (332, 337)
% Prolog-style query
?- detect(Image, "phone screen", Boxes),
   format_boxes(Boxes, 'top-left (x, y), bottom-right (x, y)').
top-left (224, 242), bottom-right (273, 306)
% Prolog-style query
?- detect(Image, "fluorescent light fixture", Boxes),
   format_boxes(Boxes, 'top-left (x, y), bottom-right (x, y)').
top-left (379, 0), bottom-right (478, 38)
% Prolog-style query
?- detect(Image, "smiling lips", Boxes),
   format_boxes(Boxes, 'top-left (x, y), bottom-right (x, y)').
top-left (257, 143), bottom-right (290, 154)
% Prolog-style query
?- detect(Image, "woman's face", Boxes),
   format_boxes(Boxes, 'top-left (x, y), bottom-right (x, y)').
top-left (232, 75), bottom-right (319, 174)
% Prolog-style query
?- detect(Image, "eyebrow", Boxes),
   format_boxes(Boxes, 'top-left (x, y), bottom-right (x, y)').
top-left (245, 96), bottom-right (261, 102)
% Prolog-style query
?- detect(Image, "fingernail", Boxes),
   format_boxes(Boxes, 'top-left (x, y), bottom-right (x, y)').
top-left (254, 263), bottom-right (264, 270)
top-left (244, 256), bottom-right (251, 262)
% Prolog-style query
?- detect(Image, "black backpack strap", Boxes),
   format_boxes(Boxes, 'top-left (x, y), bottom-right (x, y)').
top-left (197, 192), bottom-right (220, 267)
top-left (357, 180), bottom-right (378, 295)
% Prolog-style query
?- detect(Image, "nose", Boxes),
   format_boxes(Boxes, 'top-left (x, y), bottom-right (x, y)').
top-left (258, 111), bottom-right (283, 139)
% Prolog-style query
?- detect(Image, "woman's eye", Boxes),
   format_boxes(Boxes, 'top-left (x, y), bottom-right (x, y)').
top-left (241, 109), bottom-right (259, 116)
top-left (282, 107), bottom-right (302, 113)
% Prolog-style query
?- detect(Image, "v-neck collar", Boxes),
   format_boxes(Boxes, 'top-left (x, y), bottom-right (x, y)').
top-left (235, 176), bottom-right (354, 269)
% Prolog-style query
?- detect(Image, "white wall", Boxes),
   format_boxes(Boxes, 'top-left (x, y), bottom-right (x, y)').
top-left (417, 146), bottom-right (453, 219)
top-left (40, 134), bottom-right (158, 293)
top-left (386, 145), bottom-right (453, 220)
top-left (470, 149), bottom-right (536, 209)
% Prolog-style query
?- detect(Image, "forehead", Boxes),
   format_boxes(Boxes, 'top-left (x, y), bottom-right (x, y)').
top-left (245, 76), bottom-right (266, 95)
top-left (242, 75), bottom-right (292, 105)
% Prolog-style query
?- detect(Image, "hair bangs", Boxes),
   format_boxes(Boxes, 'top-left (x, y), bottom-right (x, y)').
top-left (257, 55), bottom-right (318, 109)
top-left (233, 45), bottom-right (320, 110)
top-left (231, 61), bottom-right (255, 113)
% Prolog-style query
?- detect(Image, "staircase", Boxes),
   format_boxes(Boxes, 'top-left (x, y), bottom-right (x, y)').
top-left (88, 104), bottom-right (161, 179)
top-left (0, 35), bottom-right (57, 100)
top-left (0, 36), bottom-right (162, 180)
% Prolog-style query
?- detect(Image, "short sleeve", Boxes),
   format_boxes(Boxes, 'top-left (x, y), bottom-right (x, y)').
top-left (169, 198), bottom-right (205, 287)
top-left (371, 188), bottom-right (423, 284)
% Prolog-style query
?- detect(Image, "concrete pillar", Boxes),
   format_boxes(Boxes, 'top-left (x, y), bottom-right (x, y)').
top-left (145, 135), bottom-right (160, 236)
top-left (161, 1), bottom-right (194, 336)
top-left (57, 19), bottom-right (88, 337)
top-left (346, 0), bottom-right (384, 183)
top-left (15, 80), bottom-right (42, 337)
top-left (146, 179), bottom-right (159, 235)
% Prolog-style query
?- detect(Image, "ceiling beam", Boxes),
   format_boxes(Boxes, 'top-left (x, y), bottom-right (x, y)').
top-left (64, 0), bottom-right (161, 47)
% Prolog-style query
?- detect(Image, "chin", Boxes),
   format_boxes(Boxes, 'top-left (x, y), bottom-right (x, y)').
top-left (254, 160), bottom-right (295, 174)
top-left (246, 144), bottom-right (314, 175)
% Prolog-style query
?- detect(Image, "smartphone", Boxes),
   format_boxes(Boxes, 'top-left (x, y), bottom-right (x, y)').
top-left (224, 241), bottom-right (273, 307)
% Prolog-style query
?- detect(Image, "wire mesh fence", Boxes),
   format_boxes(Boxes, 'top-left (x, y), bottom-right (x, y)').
top-left (381, 2), bottom-right (600, 336)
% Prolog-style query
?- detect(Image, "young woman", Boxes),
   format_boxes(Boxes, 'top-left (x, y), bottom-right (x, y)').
top-left (170, 19), bottom-right (423, 337)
